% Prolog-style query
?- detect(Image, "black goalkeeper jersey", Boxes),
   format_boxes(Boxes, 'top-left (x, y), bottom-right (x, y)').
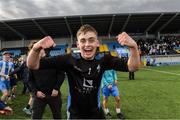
top-left (39, 52), bottom-right (128, 114)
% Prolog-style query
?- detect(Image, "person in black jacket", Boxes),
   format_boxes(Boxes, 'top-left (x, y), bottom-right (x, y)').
top-left (9, 57), bottom-right (33, 115)
top-left (15, 58), bottom-right (30, 94)
top-left (27, 25), bottom-right (140, 119)
top-left (28, 42), bottom-right (65, 119)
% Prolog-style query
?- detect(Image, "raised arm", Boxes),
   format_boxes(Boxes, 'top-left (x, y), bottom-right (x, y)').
top-left (117, 32), bottom-right (140, 72)
top-left (27, 36), bottom-right (56, 70)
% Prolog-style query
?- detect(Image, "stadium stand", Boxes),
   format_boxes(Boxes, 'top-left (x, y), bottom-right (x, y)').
top-left (110, 51), bottom-right (118, 57)
top-left (174, 46), bottom-right (180, 53)
top-left (137, 35), bottom-right (180, 55)
top-left (102, 41), bottom-right (122, 51)
top-left (1, 12), bottom-right (180, 41)
top-left (0, 47), bottom-right (28, 59)
top-left (99, 44), bottom-right (109, 52)
top-left (49, 44), bottom-right (68, 56)
top-left (0, 12), bottom-right (179, 65)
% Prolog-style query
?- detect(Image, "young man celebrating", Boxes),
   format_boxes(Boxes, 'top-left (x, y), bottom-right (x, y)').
top-left (27, 24), bottom-right (140, 119)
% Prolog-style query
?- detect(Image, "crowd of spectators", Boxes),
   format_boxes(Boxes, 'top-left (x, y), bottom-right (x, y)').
top-left (137, 35), bottom-right (180, 56)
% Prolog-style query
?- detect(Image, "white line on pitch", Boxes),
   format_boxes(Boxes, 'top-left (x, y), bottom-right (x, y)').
top-left (140, 68), bottom-right (180, 76)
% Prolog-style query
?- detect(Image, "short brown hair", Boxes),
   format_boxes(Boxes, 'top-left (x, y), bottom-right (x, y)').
top-left (76, 24), bottom-right (98, 38)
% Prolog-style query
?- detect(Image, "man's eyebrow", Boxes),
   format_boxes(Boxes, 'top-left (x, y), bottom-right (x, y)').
top-left (80, 38), bottom-right (85, 41)
top-left (89, 37), bottom-right (95, 39)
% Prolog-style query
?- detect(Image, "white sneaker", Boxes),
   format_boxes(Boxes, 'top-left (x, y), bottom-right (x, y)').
top-left (22, 107), bottom-right (31, 115)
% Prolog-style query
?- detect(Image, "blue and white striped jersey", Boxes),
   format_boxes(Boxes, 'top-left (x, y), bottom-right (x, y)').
top-left (0, 61), bottom-right (14, 81)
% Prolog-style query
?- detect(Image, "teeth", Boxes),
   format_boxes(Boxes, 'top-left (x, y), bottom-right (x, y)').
top-left (85, 49), bottom-right (92, 51)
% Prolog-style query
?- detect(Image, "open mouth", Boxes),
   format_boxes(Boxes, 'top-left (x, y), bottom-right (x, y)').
top-left (84, 48), bottom-right (93, 55)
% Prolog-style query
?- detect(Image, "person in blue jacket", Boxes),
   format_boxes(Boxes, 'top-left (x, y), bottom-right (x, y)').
top-left (101, 69), bottom-right (124, 119)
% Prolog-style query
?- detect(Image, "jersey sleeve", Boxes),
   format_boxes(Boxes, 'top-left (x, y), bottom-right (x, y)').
top-left (39, 54), bottom-right (70, 70)
top-left (103, 54), bottom-right (128, 72)
top-left (53, 70), bottom-right (65, 90)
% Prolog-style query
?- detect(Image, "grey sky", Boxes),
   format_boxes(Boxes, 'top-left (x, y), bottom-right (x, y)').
top-left (0, 0), bottom-right (180, 20)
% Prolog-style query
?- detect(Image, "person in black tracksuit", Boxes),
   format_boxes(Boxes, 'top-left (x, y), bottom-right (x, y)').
top-left (27, 25), bottom-right (140, 119)
top-left (28, 50), bottom-right (65, 119)
top-left (29, 67), bottom-right (65, 119)
top-left (9, 59), bottom-right (31, 94)
top-left (9, 59), bottom-right (33, 115)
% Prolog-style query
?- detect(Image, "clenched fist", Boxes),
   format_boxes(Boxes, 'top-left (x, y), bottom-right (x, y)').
top-left (117, 32), bottom-right (138, 49)
top-left (32, 36), bottom-right (56, 52)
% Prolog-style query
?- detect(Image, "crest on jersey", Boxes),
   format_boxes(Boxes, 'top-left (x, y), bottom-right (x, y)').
top-left (83, 78), bottom-right (93, 88)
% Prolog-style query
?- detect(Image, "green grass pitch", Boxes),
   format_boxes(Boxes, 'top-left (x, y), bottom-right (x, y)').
top-left (0, 65), bottom-right (180, 119)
